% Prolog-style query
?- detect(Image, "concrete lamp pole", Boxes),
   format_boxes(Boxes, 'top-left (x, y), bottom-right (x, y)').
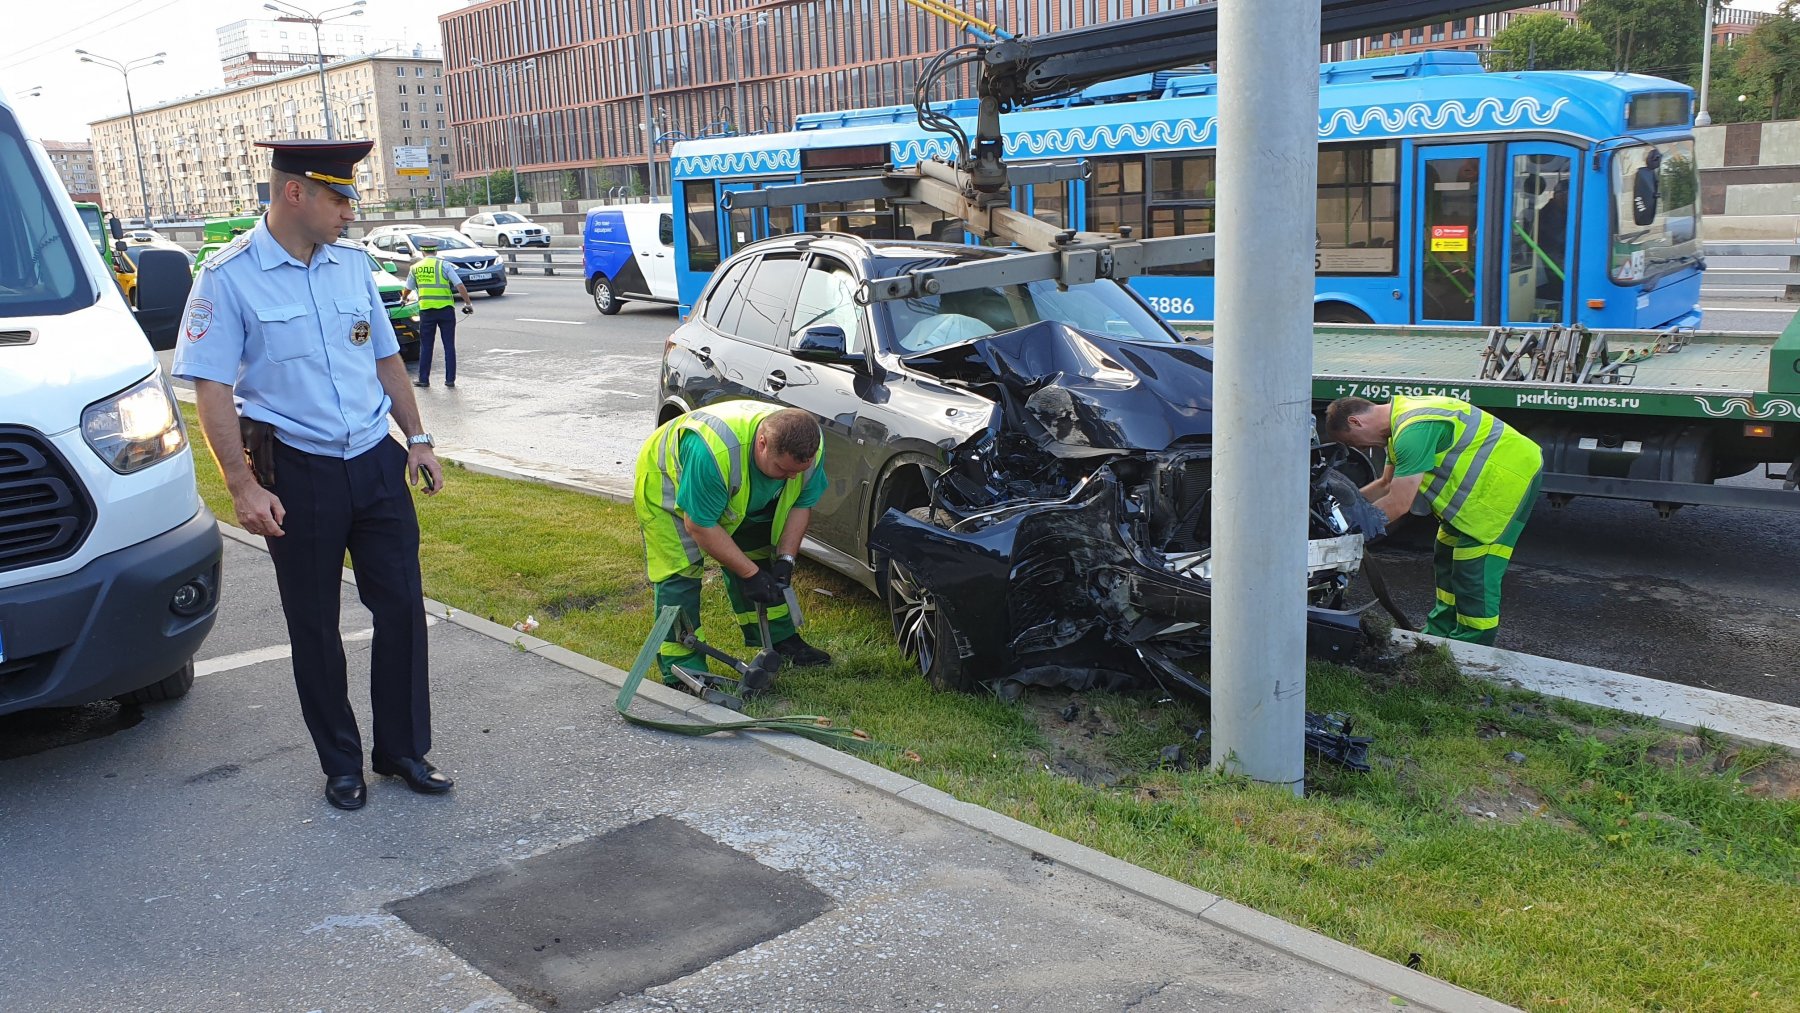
top-left (75, 49), bottom-right (165, 224)
top-left (1696, 0), bottom-right (1717, 126)
top-left (633, 0), bottom-right (658, 200)
top-left (262, 0), bottom-right (367, 141)
top-left (1209, 0), bottom-right (1321, 794)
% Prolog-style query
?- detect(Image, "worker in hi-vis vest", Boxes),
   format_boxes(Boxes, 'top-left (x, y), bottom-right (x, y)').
top-left (633, 401), bottom-right (833, 682)
top-left (404, 233), bottom-right (473, 388)
top-left (1326, 394), bottom-right (1543, 645)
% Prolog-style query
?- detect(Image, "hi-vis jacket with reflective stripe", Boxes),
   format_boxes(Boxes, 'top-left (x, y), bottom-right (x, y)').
top-left (633, 401), bottom-right (820, 583)
top-left (412, 257), bottom-right (454, 310)
top-left (1389, 394), bottom-right (1542, 544)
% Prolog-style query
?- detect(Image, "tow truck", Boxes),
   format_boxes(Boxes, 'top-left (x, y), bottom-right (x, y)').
top-left (721, 0), bottom-right (1800, 515)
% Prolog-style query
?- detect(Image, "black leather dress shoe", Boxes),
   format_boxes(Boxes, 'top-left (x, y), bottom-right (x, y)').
top-left (372, 755), bottom-right (454, 794)
top-left (325, 774), bottom-right (367, 810)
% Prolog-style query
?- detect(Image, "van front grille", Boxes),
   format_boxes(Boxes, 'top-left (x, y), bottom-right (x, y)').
top-left (0, 428), bottom-right (94, 575)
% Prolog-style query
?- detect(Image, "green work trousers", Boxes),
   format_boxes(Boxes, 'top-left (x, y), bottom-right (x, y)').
top-left (652, 518), bottom-right (795, 682)
top-left (1425, 475), bottom-right (1541, 646)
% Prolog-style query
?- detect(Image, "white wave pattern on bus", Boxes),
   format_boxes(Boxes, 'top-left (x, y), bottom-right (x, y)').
top-left (890, 96), bottom-right (1572, 165)
top-left (1693, 395), bottom-right (1800, 419)
top-left (674, 149), bottom-right (802, 177)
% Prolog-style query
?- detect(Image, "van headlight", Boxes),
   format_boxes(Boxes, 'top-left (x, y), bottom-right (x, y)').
top-left (82, 374), bottom-right (187, 474)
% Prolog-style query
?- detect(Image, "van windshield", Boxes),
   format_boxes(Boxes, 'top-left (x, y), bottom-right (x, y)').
top-left (0, 105), bottom-right (93, 316)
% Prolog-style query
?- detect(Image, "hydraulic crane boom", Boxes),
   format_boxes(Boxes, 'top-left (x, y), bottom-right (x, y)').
top-left (726, 0), bottom-right (1524, 302)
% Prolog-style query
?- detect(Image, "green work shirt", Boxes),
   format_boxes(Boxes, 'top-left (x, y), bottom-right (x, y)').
top-left (675, 431), bottom-right (825, 527)
top-left (1390, 419), bottom-right (1453, 479)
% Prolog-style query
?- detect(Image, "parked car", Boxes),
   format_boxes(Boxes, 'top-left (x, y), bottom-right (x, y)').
top-left (583, 203), bottom-right (679, 315)
top-left (112, 240), bottom-right (194, 306)
top-left (462, 211), bottom-right (551, 248)
top-left (364, 250), bottom-right (422, 360)
top-left (364, 227), bottom-right (507, 297)
top-left (657, 233), bottom-right (1380, 711)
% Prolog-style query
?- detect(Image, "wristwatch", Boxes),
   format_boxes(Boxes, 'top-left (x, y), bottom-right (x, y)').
top-left (407, 433), bottom-right (434, 447)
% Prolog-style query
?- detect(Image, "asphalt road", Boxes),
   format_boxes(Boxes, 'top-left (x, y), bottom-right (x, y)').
top-left (157, 271), bottom-right (1799, 707)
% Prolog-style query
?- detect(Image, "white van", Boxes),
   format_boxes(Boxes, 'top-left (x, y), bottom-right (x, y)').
top-left (582, 203), bottom-right (680, 315)
top-left (0, 89), bottom-right (221, 713)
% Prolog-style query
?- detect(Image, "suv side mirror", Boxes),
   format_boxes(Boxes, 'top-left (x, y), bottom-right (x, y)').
top-left (133, 248), bottom-right (194, 352)
top-left (793, 325), bottom-right (853, 364)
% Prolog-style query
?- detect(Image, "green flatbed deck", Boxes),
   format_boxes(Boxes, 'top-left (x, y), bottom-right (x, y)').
top-left (1189, 321), bottom-right (1800, 423)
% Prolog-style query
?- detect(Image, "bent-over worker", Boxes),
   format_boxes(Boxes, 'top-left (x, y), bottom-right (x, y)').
top-left (633, 401), bottom-right (832, 681)
top-left (1326, 394), bottom-right (1543, 645)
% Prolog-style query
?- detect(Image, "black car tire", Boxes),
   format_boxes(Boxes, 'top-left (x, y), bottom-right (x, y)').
top-left (592, 276), bottom-right (621, 315)
top-left (116, 660), bottom-right (195, 705)
top-left (487, 287), bottom-right (506, 298)
top-left (884, 509), bottom-right (974, 693)
top-left (400, 340), bottom-right (421, 363)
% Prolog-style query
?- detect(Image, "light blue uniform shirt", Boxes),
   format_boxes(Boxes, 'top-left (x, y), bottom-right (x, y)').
top-left (172, 220), bottom-right (400, 459)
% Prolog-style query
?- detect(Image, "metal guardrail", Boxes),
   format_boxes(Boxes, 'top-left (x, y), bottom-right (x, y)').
top-left (1702, 241), bottom-right (1800, 298)
top-left (499, 249), bottom-right (586, 277)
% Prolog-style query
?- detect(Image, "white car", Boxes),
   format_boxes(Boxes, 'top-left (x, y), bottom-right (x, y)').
top-left (461, 211), bottom-right (550, 248)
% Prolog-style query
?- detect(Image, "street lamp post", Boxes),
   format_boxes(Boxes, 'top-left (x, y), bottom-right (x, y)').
top-left (76, 49), bottom-right (164, 223)
top-left (1696, 0), bottom-right (1717, 126)
top-left (472, 56), bottom-right (535, 205)
top-left (637, 2), bottom-right (657, 199)
top-left (262, 0), bottom-right (366, 140)
top-left (693, 8), bottom-right (768, 135)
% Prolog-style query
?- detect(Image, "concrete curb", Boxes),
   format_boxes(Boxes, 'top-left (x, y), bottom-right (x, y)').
top-left (1394, 631), bottom-right (1800, 752)
top-left (209, 518), bottom-right (1512, 1012)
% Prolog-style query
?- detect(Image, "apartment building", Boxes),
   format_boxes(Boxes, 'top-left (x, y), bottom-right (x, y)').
top-left (1320, 2), bottom-right (1581, 62)
top-left (88, 54), bottom-right (456, 221)
top-left (218, 17), bottom-right (441, 85)
top-left (41, 139), bottom-right (101, 204)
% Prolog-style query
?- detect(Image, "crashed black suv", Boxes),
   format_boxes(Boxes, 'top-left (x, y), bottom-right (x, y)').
top-left (658, 233), bottom-right (1376, 699)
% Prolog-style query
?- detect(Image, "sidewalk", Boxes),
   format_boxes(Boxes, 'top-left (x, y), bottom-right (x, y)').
top-left (0, 528), bottom-right (1512, 1012)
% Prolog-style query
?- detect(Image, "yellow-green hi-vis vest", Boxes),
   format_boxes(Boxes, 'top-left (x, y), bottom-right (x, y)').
top-left (413, 257), bottom-right (454, 310)
top-left (633, 401), bottom-right (821, 583)
top-left (1388, 394), bottom-right (1543, 543)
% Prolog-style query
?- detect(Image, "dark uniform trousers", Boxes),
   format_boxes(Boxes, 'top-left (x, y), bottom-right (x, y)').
top-left (265, 437), bottom-right (430, 776)
top-left (417, 307), bottom-right (457, 384)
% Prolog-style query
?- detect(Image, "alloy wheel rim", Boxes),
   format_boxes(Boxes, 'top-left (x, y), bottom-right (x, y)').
top-left (887, 560), bottom-right (937, 675)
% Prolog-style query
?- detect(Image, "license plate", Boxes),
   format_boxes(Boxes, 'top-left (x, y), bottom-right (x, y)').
top-left (464, 272), bottom-right (491, 281)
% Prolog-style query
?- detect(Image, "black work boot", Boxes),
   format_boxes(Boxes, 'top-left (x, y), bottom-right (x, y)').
top-left (771, 634), bottom-right (832, 668)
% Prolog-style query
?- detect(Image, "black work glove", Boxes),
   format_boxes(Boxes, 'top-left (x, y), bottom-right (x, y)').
top-left (1345, 496), bottom-right (1389, 545)
top-left (771, 555), bottom-right (795, 586)
top-left (741, 566), bottom-right (785, 605)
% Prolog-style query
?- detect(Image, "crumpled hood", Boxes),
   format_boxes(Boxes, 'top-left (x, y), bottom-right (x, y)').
top-left (897, 321), bottom-right (1215, 455)
top-left (0, 299), bottom-right (159, 434)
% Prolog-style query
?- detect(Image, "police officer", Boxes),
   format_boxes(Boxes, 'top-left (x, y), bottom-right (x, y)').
top-left (174, 139), bottom-right (452, 811)
top-left (405, 233), bottom-right (473, 388)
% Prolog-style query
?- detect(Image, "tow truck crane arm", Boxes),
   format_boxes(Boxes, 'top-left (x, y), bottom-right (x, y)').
top-left (726, 0), bottom-right (1521, 301)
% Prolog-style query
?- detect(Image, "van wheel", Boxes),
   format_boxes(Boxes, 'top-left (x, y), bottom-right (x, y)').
top-left (593, 276), bottom-right (621, 315)
top-left (116, 660), bottom-right (195, 705)
top-left (400, 340), bottom-right (420, 363)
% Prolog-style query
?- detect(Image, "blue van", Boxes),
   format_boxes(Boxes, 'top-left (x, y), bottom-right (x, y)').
top-left (582, 203), bottom-right (679, 316)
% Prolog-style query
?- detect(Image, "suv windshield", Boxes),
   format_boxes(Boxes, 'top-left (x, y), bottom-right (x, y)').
top-left (421, 231), bottom-right (477, 250)
top-left (0, 106), bottom-right (92, 315)
top-left (1611, 139), bottom-right (1701, 284)
top-left (875, 256), bottom-right (1178, 354)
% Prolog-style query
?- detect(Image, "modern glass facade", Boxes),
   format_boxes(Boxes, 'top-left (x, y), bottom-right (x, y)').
top-left (440, 0), bottom-right (1200, 199)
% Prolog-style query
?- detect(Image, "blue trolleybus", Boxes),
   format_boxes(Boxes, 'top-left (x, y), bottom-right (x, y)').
top-left (669, 51), bottom-right (1703, 330)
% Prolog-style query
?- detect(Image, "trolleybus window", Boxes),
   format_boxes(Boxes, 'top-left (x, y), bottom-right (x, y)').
top-left (1611, 141), bottom-right (1700, 285)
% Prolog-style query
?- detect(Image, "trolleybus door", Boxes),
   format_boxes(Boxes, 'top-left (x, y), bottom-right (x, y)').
top-left (1413, 145), bottom-right (1491, 326)
top-left (1502, 143), bottom-right (1578, 326)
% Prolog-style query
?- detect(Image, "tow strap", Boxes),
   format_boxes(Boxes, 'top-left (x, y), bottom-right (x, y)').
top-left (614, 605), bottom-right (874, 749)
top-left (1360, 554), bottom-right (1417, 632)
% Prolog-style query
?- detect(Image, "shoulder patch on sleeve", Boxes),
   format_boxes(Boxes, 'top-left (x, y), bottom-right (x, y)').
top-left (201, 235), bottom-right (252, 270)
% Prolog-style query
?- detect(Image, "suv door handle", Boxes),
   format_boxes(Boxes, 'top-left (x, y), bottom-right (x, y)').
top-left (765, 369), bottom-right (787, 392)
top-left (694, 345), bottom-right (713, 366)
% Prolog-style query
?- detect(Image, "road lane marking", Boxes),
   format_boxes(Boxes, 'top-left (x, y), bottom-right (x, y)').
top-left (195, 619), bottom-right (437, 678)
top-left (1702, 305), bottom-right (1796, 313)
top-left (515, 317), bottom-right (587, 325)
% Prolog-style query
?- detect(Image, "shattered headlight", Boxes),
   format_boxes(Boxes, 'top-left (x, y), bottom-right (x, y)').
top-left (82, 373), bottom-right (187, 474)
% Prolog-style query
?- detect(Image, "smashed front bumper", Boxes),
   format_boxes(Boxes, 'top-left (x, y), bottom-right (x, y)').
top-left (870, 470), bottom-right (1369, 685)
